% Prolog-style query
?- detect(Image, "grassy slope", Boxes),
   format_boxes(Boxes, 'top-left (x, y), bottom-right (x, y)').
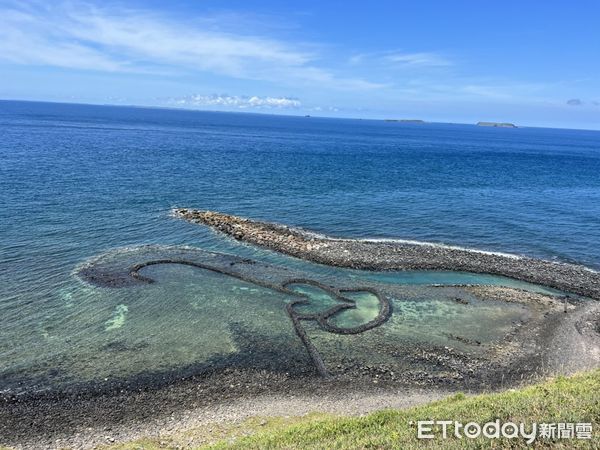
top-left (107, 369), bottom-right (600, 449)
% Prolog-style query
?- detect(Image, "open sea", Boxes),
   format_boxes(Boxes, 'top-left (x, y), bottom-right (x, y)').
top-left (1, 100), bottom-right (599, 395)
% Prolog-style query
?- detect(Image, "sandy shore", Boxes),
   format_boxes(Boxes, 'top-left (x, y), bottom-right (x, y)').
top-left (173, 209), bottom-right (600, 300)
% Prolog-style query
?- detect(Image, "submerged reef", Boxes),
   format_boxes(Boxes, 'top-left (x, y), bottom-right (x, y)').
top-left (78, 245), bottom-right (392, 378)
top-left (173, 208), bottom-right (600, 300)
top-left (75, 242), bottom-right (600, 390)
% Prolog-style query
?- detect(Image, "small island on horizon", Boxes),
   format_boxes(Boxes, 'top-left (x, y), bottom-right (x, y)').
top-left (384, 119), bottom-right (426, 123)
top-left (477, 121), bottom-right (517, 128)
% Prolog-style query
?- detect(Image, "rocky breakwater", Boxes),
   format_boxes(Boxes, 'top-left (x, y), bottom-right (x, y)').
top-left (173, 208), bottom-right (600, 300)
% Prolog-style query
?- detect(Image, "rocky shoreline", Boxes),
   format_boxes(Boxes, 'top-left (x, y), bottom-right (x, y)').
top-left (173, 208), bottom-right (600, 300)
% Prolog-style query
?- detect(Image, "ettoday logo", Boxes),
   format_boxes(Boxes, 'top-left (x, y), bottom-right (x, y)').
top-left (416, 420), bottom-right (592, 443)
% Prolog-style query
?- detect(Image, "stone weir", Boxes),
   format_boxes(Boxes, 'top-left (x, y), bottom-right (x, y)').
top-left (173, 208), bottom-right (600, 301)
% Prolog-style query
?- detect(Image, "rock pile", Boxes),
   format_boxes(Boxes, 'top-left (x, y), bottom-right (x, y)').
top-left (174, 208), bottom-right (600, 300)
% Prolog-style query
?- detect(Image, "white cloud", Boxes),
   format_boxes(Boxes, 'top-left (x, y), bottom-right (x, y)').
top-left (348, 54), bottom-right (366, 65)
top-left (0, 1), bottom-right (382, 91)
top-left (385, 52), bottom-right (453, 67)
top-left (170, 94), bottom-right (301, 109)
top-left (349, 50), bottom-right (452, 68)
top-left (0, 8), bottom-right (131, 72)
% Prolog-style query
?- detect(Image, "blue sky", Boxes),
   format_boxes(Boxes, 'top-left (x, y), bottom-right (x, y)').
top-left (1, 0), bottom-right (599, 129)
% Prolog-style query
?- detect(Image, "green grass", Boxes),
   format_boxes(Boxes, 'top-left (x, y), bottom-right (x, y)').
top-left (103, 369), bottom-right (600, 449)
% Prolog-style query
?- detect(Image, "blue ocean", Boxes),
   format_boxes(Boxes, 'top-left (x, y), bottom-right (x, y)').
top-left (1, 100), bottom-right (599, 394)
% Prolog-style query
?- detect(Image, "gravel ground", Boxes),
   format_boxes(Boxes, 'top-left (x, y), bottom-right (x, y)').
top-left (1, 372), bottom-right (453, 449)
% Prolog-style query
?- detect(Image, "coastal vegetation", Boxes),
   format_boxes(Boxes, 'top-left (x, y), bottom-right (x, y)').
top-left (102, 369), bottom-right (600, 449)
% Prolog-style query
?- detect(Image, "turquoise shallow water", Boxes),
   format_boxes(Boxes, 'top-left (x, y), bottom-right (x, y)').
top-left (1, 100), bottom-right (598, 394)
top-left (0, 245), bottom-right (539, 395)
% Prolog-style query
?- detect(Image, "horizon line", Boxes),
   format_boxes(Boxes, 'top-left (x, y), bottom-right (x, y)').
top-left (2, 98), bottom-right (599, 133)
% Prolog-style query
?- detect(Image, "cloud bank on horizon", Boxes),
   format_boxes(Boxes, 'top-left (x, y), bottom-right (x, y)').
top-left (171, 94), bottom-right (301, 109)
top-left (0, 0), bottom-right (599, 129)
